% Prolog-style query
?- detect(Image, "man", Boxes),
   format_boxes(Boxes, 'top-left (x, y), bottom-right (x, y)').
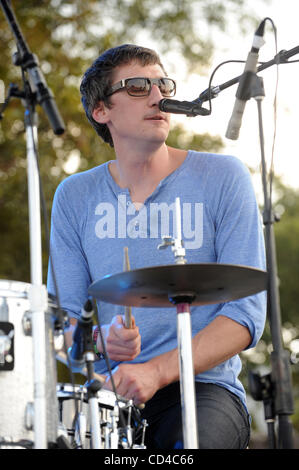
top-left (48, 44), bottom-right (266, 448)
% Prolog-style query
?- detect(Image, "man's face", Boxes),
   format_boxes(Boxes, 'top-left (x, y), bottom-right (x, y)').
top-left (96, 61), bottom-right (172, 151)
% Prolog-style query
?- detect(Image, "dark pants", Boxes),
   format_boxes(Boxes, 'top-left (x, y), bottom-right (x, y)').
top-left (140, 382), bottom-right (250, 449)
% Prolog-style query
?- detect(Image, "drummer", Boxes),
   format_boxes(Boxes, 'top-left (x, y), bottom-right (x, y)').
top-left (47, 44), bottom-right (266, 449)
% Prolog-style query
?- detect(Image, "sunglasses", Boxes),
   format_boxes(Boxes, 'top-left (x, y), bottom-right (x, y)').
top-left (106, 77), bottom-right (176, 98)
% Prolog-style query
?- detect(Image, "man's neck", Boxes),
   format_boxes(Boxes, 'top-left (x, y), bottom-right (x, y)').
top-left (109, 144), bottom-right (187, 205)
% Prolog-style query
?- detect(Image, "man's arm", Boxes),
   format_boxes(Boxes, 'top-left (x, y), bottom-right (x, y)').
top-left (103, 315), bottom-right (251, 405)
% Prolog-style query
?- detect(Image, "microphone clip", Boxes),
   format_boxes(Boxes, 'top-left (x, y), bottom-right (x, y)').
top-left (237, 72), bottom-right (265, 102)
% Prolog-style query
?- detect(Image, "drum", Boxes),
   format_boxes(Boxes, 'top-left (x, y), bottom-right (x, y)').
top-left (0, 280), bottom-right (59, 448)
top-left (57, 383), bottom-right (147, 449)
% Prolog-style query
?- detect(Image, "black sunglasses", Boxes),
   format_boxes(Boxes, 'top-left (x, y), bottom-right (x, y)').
top-left (106, 77), bottom-right (176, 98)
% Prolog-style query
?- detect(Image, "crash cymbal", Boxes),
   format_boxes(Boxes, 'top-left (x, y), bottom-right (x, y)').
top-left (88, 263), bottom-right (267, 307)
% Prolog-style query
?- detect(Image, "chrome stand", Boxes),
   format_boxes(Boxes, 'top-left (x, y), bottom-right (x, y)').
top-left (158, 197), bottom-right (199, 449)
top-left (25, 109), bottom-right (48, 449)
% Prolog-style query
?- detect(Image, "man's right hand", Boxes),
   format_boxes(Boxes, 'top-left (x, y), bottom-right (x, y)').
top-left (99, 315), bottom-right (141, 362)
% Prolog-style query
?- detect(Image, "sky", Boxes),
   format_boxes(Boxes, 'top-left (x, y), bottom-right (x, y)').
top-left (167, 0), bottom-right (299, 194)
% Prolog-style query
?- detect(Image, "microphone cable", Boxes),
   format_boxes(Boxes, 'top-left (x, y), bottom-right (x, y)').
top-left (198, 17), bottom-right (281, 205)
top-left (91, 297), bottom-right (127, 430)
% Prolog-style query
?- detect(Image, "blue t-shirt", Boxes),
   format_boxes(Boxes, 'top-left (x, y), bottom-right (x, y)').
top-left (47, 150), bottom-right (266, 410)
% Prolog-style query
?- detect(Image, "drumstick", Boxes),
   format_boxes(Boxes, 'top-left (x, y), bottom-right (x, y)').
top-left (123, 246), bottom-right (132, 328)
top-left (56, 350), bottom-right (105, 385)
top-left (121, 248), bottom-right (145, 409)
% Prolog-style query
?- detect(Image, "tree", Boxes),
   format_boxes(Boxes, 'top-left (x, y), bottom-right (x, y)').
top-left (0, 0), bottom-right (264, 282)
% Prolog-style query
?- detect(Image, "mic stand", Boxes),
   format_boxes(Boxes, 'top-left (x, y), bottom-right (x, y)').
top-left (81, 329), bottom-right (103, 449)
top-left (197, 45), bottom-right (299, 105)
top-left (25, 95), bottom-right (49, 450)
top-left (249, 75), bottom-right (294, 449)
top-left (248, 370), bottom-right (277, 448)
top-left (0, 0), bottom-right (65, 448)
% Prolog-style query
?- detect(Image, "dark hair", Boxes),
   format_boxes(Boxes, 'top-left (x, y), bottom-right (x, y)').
top-left (80, 44), bottom-right (166, 147)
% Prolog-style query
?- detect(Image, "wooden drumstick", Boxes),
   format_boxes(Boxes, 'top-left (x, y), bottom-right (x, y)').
top-left (121, 247), bottom-right (145, 409)
top-left (123, 246), bottom-right (133, 328)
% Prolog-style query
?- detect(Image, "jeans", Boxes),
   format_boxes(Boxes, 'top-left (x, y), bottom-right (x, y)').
top-left (140, 381), bottom-right (250, 449)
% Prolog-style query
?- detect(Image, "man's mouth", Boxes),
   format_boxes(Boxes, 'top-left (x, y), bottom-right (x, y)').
top-left (145, 115), bottom-right (165, 121)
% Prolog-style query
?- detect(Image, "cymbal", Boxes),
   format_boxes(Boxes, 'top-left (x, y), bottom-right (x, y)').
top-left (88, 263), bottom-right (267, 307)
top-left (56, 351), bottom-right (105, 385)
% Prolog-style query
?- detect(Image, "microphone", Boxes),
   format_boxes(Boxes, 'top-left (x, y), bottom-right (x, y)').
top-left (68, 299), bottom-right (94, 371)
top-left (225, 19), bottom-right (266, 140)
top-left (159, 98), bottom-right (210, 117)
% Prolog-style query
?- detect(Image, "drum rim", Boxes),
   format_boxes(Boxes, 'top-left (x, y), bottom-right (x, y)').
top-left (56, 383), bottom-right (128, 408)
top-left (0, 280), bottom-right (31, 298)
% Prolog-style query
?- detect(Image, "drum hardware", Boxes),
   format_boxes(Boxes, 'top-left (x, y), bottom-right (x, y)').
top-left (0, 281), bottom-right (59, 448)
top-left (157, 197), bottom-right (186, 265)
top-left (56, 383), bottom-right (147, 449)
top-left (0, 437), bottom-right (33, 449)
top-left (25, 402), bottom-right (34, 431)
top-left (126, 399), bottom-right (134, 448)
top-left (0, 297), bottom-right (9, 321)
top-left (88, 197), bottom-right (267, 449)
top-left (0, 323), bottom-right (14, 370)
top-left (21, 308), bottom-right (64, 355)
top-left (158, 197), bottom-right (197, 448)
top-left (66, 299), bottom-right (105, 448)
top-left (109, 406), bottom-right (120, 449)
top-left (22, 311), bottom-right (32, 336)
top-left (74, 386), bottom-right (87, 448)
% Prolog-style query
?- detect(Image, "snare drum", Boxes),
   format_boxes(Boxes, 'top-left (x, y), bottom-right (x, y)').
top-left (0, 280), bottom-right (58, 448)
top-left (57, 383), bottom-right (147, 449)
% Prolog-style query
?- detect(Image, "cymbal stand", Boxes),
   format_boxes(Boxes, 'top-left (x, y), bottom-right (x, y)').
top-left (158, 197), bottom-right (199, 449)
top-left (0, 0), bottom-right (65, 448)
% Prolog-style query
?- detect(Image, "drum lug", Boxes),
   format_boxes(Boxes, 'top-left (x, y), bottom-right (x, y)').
top-left (53, 330), bottom-right (65, 352)
top-left (22, 311), bottom-right (32, 336)
top-left (25, 402), bottom-right (34, 431)
top-left (0, 323), bottom-right (14, 370)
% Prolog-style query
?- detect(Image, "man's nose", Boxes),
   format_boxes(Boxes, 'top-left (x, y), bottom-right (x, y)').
top-left (148, 84), bottom-right (163, 105)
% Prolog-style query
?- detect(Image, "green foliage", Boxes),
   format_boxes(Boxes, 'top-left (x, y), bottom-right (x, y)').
top-left (240, 177), bottom-right (299, 435)
top-left (272, 180), bottom-right (299, 326)
top-left (7, 0), bottom-right (299, 442)
top-left (1, 0), bottom-right (258, 282)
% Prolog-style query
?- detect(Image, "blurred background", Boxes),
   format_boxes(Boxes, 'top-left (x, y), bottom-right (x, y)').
top-left (0, 0), bottom-right (298, 448)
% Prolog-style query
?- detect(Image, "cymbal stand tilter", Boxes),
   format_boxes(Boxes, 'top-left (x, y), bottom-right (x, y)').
top-left (158, 197), bottom-right (199, 449)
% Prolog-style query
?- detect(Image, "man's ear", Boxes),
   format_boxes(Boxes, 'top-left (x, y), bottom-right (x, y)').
top-left (92, 101), bottom-right (110, 124)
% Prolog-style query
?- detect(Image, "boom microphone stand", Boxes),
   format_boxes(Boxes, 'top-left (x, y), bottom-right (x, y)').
top-left (207, 46), bottom-right (297, 449)
top-left (0, 0), bottom-right (65, 448)
top-left (254, 79), bottom-right (294, 449)
top-left (166, 35), bottom-right (299, 449)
